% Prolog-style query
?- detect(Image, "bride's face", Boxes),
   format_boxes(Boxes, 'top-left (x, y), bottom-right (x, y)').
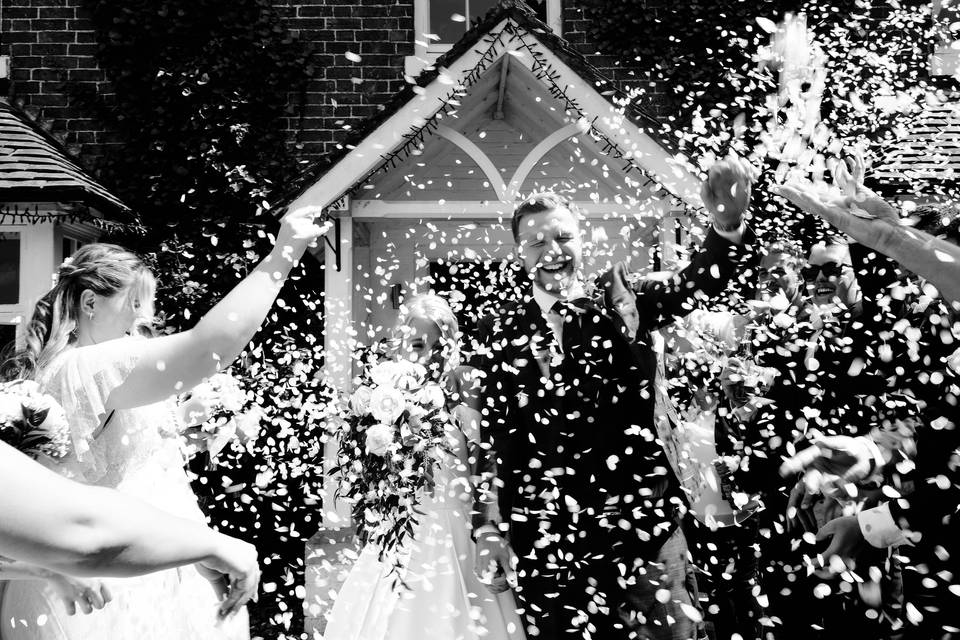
top-left (77, 287), bottom-right (150, 344)
top-left (400, 316), bottom-right (444, 375)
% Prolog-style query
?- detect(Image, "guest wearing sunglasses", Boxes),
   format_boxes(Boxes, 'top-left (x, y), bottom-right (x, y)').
top-left (801, 242), bottom-right (860, 312)
top-left (723, 233), bottom-right (909, 639)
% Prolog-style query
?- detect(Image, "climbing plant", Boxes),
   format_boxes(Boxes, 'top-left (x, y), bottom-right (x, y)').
top-left (75, 1), bottom-right (324, 636)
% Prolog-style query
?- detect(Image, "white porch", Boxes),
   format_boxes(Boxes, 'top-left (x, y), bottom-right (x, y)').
top-left (297, 12), bottom-right (705, 633)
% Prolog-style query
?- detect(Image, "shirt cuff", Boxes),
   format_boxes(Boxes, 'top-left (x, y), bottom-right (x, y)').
top-left (857, 503), bottom-right (910, 548)
top-left (473, 523), bottom-right (504, 540)
top-left (713, 221), bottom-right (747, 244)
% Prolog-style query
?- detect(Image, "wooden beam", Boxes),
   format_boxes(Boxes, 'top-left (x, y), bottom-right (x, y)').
top-left (351, 200), bottom-right (664, 219)
top-left (494, 55), bottom-right (510, 120)
top-left (434, 124), bottom-right (507, 199)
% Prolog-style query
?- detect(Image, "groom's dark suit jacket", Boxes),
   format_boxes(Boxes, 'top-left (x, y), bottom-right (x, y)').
top-left (474, 227), bottom-right (756, 572)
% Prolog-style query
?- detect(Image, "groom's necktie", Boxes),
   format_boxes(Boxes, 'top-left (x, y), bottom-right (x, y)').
top-left (550, 298), bottom-right (589, 355)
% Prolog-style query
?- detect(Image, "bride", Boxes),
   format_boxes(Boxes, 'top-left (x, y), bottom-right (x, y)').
top-left (0, 207), bottom-right (323, 639)
top-left (324, 294), bottom-right (525, 640)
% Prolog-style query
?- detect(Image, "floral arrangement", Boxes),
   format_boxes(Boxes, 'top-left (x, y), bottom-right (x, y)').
top-left (0, 380), bottom-right (71, 459)
top-left (328, 358), bottom-right (454, 569)
top-left (182, 372), bottom-right (263, 462)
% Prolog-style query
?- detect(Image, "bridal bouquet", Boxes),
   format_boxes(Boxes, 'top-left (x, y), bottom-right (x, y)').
top-left (0, 380), bottom-right (71, 459)
top-left (329, 358), bottom-right (453, 568)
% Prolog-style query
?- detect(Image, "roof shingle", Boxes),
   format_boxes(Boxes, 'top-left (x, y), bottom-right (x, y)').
top-left (876, 94), bottom-right (960, 186)
top-left (0, 100), bottom-right (132, 220)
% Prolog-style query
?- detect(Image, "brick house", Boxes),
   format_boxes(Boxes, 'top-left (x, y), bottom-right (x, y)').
top-left (2, 0), bottom-right (953, 634)
top-left (0, 2), bottom-right (698, 632)
top-left (0, 98), bottom-right (132, 347)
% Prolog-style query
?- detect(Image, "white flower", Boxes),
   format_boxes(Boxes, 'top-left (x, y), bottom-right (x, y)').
top-left (394, 361), bottom-right (427, 391)
top-left (365, 423), bottom-right (395, 457)
top-left (416, 383), bottom-right (446, 410)
top-left (369, 386), bottom-right (406, 424)
top-left (0, 392), bottom-right (22, 425)
top-left (349, 385), bottom-right (374, 415)
top-left (368, 360), bottom-right (426, 390)
top-left (369, 361), bottom-right (403, 388)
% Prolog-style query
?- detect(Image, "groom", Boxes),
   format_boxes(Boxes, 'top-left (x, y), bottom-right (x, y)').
top-left (474, 160), bottom-right (757, 639)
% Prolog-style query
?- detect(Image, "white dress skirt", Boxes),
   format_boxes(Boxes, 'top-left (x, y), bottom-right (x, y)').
top-left (322, 406), bottom-right (525, 640)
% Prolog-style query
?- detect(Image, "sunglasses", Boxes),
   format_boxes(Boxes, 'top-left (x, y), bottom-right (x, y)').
top-left (801, 261), bottom-right (846, 282)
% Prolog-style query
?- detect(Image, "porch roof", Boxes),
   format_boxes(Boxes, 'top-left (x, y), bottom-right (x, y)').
top-left (0, 99), bottom-right (135, 228)
top-left (279, 0), bottom-right (702, 215)
top-left (875, 92), bottom-right (960, 188)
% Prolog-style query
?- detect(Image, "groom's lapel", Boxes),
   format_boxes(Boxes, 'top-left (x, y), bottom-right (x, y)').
top-left (508, 298), bottom-right (561, 419)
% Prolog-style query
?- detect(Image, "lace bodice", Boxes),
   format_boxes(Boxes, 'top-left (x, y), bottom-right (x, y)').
top-left (39, 336), bottom-right (185, 488)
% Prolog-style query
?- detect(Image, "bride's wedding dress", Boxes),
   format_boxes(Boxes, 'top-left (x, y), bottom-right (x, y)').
top-left (323, 404), bottom-right (525, 640)
top-left (1, 338), bottom-right (248, 640)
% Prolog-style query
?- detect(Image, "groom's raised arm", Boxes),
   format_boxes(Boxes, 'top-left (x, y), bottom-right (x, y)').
top-left (634, 225), bottom-right (757, 332)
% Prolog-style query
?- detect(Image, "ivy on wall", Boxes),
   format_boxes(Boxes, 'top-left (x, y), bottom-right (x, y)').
top-left (75, 1), bottom-right (324, 636)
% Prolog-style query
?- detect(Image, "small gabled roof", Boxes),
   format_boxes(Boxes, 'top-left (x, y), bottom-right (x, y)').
top-left (875, 93), bottom-right (960, 188)
top-left (279, 0), bottom-right (701, 213)
top-left (0, 100), bottom-right (134, 224)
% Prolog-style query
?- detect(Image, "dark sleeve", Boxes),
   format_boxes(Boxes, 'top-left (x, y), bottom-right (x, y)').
top-left (634, 226), bottom-right (758, 332)
top-left (850, 242), bottom-right (901, 303)
top-left (886, 374), bottom-right (960, 541)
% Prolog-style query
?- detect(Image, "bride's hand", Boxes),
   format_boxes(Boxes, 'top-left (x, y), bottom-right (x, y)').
top-left (47, 573), bottom-right (112, 615)
top-left (196, 533), bottom-right (260, 619)
top-left (275, 205), bottom-right (329, 254)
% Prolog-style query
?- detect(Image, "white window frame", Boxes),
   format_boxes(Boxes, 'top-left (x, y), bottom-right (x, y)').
top-left (931, 0), bottom-right (960, 76)
top-left (0, 224), bottom-right (28, 349)
top-left (407, 0), bottom-right (562, 75)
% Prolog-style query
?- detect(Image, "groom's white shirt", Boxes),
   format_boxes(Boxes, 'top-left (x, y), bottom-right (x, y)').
top-left (532, 281), bottom-right (586, 353)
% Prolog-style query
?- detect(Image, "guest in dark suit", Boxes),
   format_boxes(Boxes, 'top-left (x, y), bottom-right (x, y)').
top-left (473, 159), bottom-right (756, 640)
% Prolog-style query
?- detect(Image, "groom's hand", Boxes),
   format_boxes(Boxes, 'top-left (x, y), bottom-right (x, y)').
top-left (702, 156), bottom-right (757, 230)
top-left (474, 530), bottom-right (517, 594)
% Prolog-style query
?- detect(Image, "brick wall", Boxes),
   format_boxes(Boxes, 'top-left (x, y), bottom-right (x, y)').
top-left (274, 0), bottom-right (416, 159)
top-left (1, 0), bottom-right (121, 173)
top-left (0, 1), bottom-right (669, 173)
top-left (563, 1), bottom-right (672, 119)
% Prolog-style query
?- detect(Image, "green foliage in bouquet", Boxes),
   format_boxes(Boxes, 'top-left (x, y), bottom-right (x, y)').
top-left (0, 380), bottom-right (71, 460)
top-left (73, 1), bottom-right (323, 634)
top-left (329, 358), bottom-right (456, 581)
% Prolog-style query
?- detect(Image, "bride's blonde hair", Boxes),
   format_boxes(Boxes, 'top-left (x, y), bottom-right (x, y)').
top-left (4, 243), bottom-right (155, 380)
top-left (395, 294), bottom-right (461, 376)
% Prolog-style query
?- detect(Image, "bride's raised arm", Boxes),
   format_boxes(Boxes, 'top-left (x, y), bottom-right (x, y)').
top-left (106, 206), bottom-right (325, 411)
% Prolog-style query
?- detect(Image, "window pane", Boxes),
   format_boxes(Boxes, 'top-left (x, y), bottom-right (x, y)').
top-left (0, 324), bottom-right (15, 354)
top-left (0, 232), bottom-right (20, 305)
top-left (469, 0), bottom-right (499, 24)
top-left (429, 0), bottom-right (467, 43)
top-left (429, 0), bottom-right (522, 43)
top-left (528, 0), bottom-right (548, 22)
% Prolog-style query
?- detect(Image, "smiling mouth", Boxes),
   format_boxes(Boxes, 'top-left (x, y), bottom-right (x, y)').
top-left (815, 285), bottom-right (835, 297)
top-left (540, 260), bottom-right (571, 274)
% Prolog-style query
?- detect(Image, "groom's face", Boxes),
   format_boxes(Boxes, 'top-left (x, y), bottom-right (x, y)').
top-left (515, 206), bottom-right (583, 294)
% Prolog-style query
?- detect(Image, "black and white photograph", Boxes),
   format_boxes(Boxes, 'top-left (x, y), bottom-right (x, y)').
top-left (1, 1), bottom-right (960, 638)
